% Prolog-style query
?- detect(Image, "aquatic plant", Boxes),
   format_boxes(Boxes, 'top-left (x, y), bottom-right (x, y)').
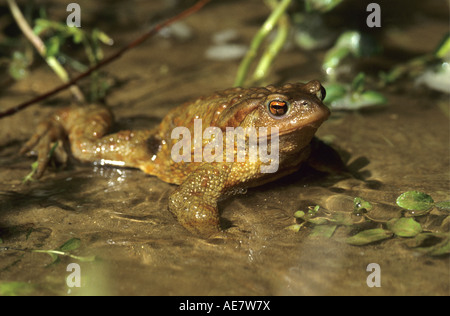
top-left (289, 192), bottom-right (450, 256)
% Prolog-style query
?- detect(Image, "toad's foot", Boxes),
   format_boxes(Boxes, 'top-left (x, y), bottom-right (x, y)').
top-left (168, 163), bottom-right (231, 237)
top-left (169, 193), bottom-right (221, 237)
top-left (19, 115), bottom-right (69, 179)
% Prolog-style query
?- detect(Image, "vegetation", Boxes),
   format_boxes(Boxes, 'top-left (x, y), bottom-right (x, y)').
top-left (289, 191), bottom-right (450, 256)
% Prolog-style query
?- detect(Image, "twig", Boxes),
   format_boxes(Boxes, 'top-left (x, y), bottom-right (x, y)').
top-left (7, 0), bottom-right (85, 103)
top-left (0, 0), bottom-right (211, 119)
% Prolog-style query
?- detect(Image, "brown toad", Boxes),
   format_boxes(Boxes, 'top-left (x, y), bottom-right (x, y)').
top-left (21, 80), bottom-right (330, 236)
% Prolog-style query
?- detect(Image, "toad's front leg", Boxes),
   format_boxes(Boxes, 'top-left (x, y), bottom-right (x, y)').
top-left (168, 162), bottom-right (232, 237)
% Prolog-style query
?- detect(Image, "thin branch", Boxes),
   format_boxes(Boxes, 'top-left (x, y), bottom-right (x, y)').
top-left (0, 0), bottom-right (211, 119)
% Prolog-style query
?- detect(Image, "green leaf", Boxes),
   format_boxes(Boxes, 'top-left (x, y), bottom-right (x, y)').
top-left (357, 90), bottom-right (387, 106)
top-left (22, 161), bottom-right (39, 183)
top-left (58, 238), bottom-right (81, 252)
top-left (307, 217), bottom-right (329, 225)
top-left (94, 29), bottom-right (114, 45)
top-left (396, 191), bottom-right (434, 211)
top-left (72, 31), bottom-right (84, 44)
top-left (435, 200), bottom-right (450, 211)
top-left (323, 83), bottom-right (346, 104)
top-left (329, 212), bottom-right (354, 226)
top-left (287, 224), bottom-right (302, 232)
top-left (351, 72), bottom-right (366, 93)
top-left (33, 18), bottom-right (51, 35)
top-left (411, 233), bottom-right (450, 256)
top-left (323, 46), bottom-right (350, 72)
top-left (346, 228), bottom-right (393, 246)
top-left (354, 197), bottom-right (373, 213)
top-left (45, 37), bottom-right (61, 57)
top-left (427, 238), bottom-right (450, 256)
top-left (294, 210), bottom-right (306, 219)
top-left (387, 218), bottom-right (422, 237)
top-left (310, 224), bottom-right (337, 238)
top-left (434, 33), bottom-right (450, 58)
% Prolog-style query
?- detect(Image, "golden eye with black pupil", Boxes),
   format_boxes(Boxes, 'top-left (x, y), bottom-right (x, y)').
top-left (268, 100), bottom-right (289, 117)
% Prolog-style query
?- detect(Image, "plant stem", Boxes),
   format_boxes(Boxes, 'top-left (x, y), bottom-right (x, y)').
top-left (234, 0), bottom-right (292, 87)
top-left (7, 0), bottom-right (85, 103)
top-left (252, 0), bottom-right (290, 84)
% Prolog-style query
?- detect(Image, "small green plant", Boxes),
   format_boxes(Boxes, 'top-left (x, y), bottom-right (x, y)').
top-left (32, 17), bottom-right (113, 101)
top-left (324, 72), bottom-right (386, 110)
top-left (2, 237), bottom-right (96, 266)
top-left (32, 238), bottom-right (96, 265)
top-left (6, 0), bottom-right (113, 102)
top-left (289, 192), bottom-right (450, 256)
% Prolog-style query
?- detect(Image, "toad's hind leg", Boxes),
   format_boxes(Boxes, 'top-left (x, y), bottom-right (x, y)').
top-left (21, 104), bottom-right (157, 177)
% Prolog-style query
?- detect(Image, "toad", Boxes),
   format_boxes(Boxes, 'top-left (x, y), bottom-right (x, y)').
top-left (21, 80), bottom-right (331, 236)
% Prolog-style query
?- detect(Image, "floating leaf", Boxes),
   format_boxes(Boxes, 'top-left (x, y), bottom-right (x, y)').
top-left (294, 211), bottom-right (306, 219)
top-left (396, 191), bottom-right (434, 211)
top-left (435, 200), bottom-right (450, 211)
top-left (407, 233), bottom-right (444, 248)
top-left (310, 224), bottom-right (337, 238)
top-left (354, 197), bottom-right (373, 212)
top-left (346, 228), bottom-right (393, 246)
top-left (411, 233), bottom-right (450, 256)
top-left (427, 238), bottom-right (450, 256)
top-left (387, 218), bottom-right (422, 237)
top-left (307, 217), bottom-right (329, 225)
top-left (58, 238), bottom-right (81, 252)
top-left (330, 212), bottom-right (355, 226)
top-left (287, 224), bottom-right (302, 232)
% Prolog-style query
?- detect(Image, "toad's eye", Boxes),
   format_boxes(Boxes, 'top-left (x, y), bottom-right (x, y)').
top-left (268, 100), bottom-right (289, 117)
top-left (316, 85), bottom-right (326, 101)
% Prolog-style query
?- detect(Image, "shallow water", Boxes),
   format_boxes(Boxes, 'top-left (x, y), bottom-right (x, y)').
top-left (0, 0), bottom-right (449, 295)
